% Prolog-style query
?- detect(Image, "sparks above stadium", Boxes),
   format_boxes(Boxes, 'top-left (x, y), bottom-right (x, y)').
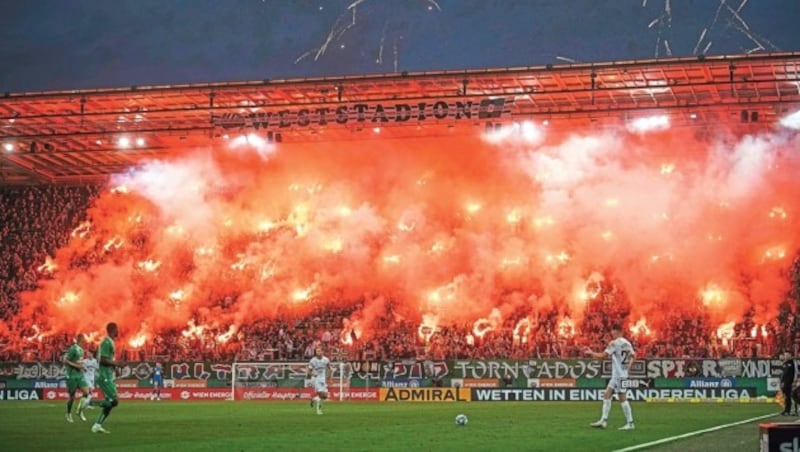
top-left (0, 52), bottom-right (799, 354)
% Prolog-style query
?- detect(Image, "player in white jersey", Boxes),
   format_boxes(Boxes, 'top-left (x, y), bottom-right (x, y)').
top-left (77, 353), bottom-right (99, 418)
top-left (82, 356), bottom-right (99, 389)
top-left (584, 324), bottom-right (635, 430)
top-left (307, 348), bottom-right (330, 415)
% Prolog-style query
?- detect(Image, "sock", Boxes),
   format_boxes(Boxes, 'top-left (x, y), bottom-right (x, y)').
top-left (67, 399), bottom-right (74, 414)
top-left (96, 406), bottom-right (112, 425)
top-left (601, 399), bottom-right (611, 421)
top-left (621, 401), bottom-right (633, 424)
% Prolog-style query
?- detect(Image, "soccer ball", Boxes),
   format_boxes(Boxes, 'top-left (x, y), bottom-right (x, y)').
top-left (455, 414), bottom-right (468, 426)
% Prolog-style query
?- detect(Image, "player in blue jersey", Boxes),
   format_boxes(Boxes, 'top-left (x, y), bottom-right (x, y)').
top-left (150, 363), bottom-right (164, 401)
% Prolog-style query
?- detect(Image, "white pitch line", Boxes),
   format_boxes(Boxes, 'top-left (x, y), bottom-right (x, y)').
top-left (612, 412), bottom-right (779, 452)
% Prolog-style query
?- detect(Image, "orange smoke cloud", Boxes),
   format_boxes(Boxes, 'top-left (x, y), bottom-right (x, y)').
top-left (8, 125), bottom-right (800, 348)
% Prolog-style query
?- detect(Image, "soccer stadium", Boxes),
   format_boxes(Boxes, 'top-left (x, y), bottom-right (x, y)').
top-left (2, 3), bottom-right (800, 452)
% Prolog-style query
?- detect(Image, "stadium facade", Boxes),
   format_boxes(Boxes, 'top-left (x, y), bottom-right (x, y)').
top-left (1, 51), bottom-right (799, 184)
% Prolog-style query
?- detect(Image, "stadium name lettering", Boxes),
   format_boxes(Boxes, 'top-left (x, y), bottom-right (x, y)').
top-left (470, 388), bottom-right (756, 402)
top-left (380, 388), bottom-right (471, 402)
top-left (212, 98), bottom-right (508, 130)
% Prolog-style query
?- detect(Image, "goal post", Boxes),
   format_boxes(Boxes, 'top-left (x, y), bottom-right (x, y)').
top-left (230, 361), bottom-right (349, 401)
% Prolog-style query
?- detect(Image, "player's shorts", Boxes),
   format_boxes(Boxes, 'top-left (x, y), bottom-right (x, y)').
top-left (66, 375), bottom-right (88, 393)
top-left (96, 374), bottom-right (118, 400)
top-left (606, 376), bottom-right (627, 393)
top-left (313, 378), bottom-right (327, 393)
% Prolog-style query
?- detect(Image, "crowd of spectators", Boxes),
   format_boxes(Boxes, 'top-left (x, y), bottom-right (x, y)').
top-left (0, 184), bottom-right (798, 363)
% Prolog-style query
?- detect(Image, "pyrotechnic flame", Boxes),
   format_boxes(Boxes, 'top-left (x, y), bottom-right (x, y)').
top-left (429, 241), bottom-right (446, 254)
top-left (600, 231), bottom-right (614, 241)
top-left (169, 289), bottom-right (185, 302)
top-left (763, 246), bottom-right (786, 262)
top-left (533, 216), bottom-right (555, 228)
top-left (513, 318), bottom-right (532, 344)
top-left (110, 185), bottom-right (129, 194)
top-left (397, 221), bottom-right (415, 232)
top-left (257, 220), bottom-right (275, 233)
top-left (769, 207), bottom-right (787, 220)
top-left (322, 238), bottom-right (344, 254)
top-left (136, 259), bottom-right (161, 272)
top-left (501, 257), bottom-right (523, 267)
top-left (472, 318), bottom-right (493, 339)
top-left (57, 291), bottom-right (79, 306)
top-left (128, 332), bottom-right (147, 348)
top-left (417, 314), bottom-right (438, 343)
top-left (259, 265), bottom-right (274, 281)
top-left (340, 318), bottom-right (362, 345)
top-left (383, 255), bottom-right (401, 264)
top-left (701, 284), bottom-right (725, 307)
top-left (181, 319), bottom-right (205, 339)
top-left (630, 317), bottom-right (652, 336)
top-left (464, 202), bottom-right (482, 215)
top-left (289, 204), bottom-right (310, 237)
top-left (70, 221), bottom-right (92, 239)
top-left (230, 254), bottom-right (248, 271)
top-left (103, 236), bottom-right (125, 252)
top-left (291, 286), bottom-right (314, 302)
top-left (660, 163), bottom-right (676, 174)
top-left (557, 317), bottom-right (575, 339)
top-left (545, 251), bottom-right (571, 265)
top-left (165, 224), bottom-right (185, 236)
top-left (506, 208), bottom-right (522, 224)
top-left (27, 325), bottom-right (45, 342)
top-left (195, 246), bottom-right (215, 257)
top-left (216, 325), bottom-right (237, 343)
top-left (716, 321), bottom-right (735, 340)
top-left (36, 256), bottom-right (58, 274)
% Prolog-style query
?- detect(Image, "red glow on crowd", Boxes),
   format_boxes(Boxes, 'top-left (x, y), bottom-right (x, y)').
top-left (2, 125), bottom-right (800, 359)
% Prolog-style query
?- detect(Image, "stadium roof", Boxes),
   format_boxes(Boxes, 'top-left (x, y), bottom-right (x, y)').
top-left (1, 52), bottom-right (799, 184)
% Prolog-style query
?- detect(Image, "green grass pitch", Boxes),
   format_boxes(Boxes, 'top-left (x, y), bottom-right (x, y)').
top-left (0, 401), bottom-right (784, 451)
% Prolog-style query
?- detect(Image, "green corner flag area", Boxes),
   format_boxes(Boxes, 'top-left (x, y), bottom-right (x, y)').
top-left (0, 401), bottom-right (786, 452)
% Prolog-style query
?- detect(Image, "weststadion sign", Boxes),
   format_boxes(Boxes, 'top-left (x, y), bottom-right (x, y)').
top-left (212, 97), bottom-right (511, 130)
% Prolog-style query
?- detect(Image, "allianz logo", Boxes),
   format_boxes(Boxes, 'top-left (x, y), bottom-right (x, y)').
top-left (688, 379), bottom-right (734, 388)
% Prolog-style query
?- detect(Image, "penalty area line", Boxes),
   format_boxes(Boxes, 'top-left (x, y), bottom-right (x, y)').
top-left (612, 412), bottom-right (778, 452)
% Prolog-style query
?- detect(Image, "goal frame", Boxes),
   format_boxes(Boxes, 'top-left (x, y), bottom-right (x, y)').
top-left (230, 361), bottom-right (348, 401)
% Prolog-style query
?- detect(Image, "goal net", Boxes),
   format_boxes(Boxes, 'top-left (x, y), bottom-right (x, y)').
top-left (230, 362), bottom-right (350, 401)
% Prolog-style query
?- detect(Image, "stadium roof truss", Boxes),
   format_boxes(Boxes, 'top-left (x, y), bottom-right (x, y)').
top-left (1, 52), bottom-right (799, 184)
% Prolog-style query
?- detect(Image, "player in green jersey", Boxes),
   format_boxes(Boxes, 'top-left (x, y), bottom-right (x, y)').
top-left (90, 322), bottom-right (120, 434)
top-left (64, 333), bottom-right (92, 422)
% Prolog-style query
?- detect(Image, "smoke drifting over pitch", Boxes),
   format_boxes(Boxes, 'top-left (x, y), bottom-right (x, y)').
top-left (9, 122), bottom-right (800, 350)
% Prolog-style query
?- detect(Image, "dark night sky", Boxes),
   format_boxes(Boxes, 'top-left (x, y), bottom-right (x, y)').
top-left (1, 0), bottom-right (799, 92)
